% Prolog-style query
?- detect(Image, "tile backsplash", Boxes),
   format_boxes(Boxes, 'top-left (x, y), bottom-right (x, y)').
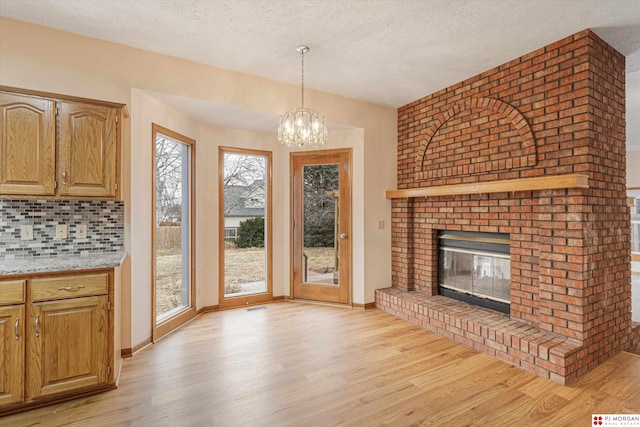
top-left (0, 199), bottom-right (124, 259)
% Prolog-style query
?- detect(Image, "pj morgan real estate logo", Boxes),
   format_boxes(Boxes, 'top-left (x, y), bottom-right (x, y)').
top-left (593, 414), bottom-right (640, 426)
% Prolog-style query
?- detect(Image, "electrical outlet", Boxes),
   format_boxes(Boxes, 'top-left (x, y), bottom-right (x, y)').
top-left (20, 225), bottom-right (34, 241)
top-left (76, 224), bottom-right (87, 239)
top-left (55, 224), bottom-right (68, 239)
top-left (377, 220), bottom-right (385, 230)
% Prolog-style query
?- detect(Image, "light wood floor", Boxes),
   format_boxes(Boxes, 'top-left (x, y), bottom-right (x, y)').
top-left (4, 302), bottom-right (640, 426)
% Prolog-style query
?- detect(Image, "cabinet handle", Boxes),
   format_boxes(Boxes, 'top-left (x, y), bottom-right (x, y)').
top-left (62, 167), bottom-right (67, 186)
top-left (58, 285), bottom-right (85, 291)
top-left (14, 318), bottom-right (19, 341)
top-left (35, 315), bottom-right (39, 338)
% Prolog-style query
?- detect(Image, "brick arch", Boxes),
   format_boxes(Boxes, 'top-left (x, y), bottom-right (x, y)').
top-left (414, 97), bottom-right (536, 179)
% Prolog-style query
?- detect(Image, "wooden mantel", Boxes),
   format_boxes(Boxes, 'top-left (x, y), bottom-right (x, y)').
top-left (385, 174), bottom-right (589, 199)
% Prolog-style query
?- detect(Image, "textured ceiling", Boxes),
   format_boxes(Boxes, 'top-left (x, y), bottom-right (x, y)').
top-left (1, 0), bottom-right (639, 149)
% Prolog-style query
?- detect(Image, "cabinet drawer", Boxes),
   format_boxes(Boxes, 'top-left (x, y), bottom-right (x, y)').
top-left (0, 280), bottom-right (25, 305)
top-left (31, 274), bottom-right (108, 302)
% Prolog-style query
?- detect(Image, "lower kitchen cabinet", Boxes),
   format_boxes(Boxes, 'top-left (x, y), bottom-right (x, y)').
top-left (27, 295), bottom-right (109, 398)
top-left (0, 271), bottom-right (114, 415)
top-left (0, 304), bottom-right (25, 406)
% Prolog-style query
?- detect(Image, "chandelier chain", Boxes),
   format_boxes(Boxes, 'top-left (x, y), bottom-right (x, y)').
top-left (301, 48), bottom-right (305, 108)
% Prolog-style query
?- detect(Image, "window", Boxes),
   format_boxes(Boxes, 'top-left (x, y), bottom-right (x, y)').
top-left (152, 124), bottom-right (196, 340)
top-left (218, 147), bottom-right (272, 308)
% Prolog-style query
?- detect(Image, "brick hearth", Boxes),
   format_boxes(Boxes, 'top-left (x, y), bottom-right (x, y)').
top-left (376, 288), bottom-right (580, 384)
top-left (378, 29), bottom-right (633, 385)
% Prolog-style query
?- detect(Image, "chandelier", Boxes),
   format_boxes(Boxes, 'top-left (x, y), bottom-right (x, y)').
top-left (278, 45), bottom-right (327, 148)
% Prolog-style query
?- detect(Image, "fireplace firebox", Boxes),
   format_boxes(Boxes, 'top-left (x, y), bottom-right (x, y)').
top-left (438, 231), bottom-right (510, 314)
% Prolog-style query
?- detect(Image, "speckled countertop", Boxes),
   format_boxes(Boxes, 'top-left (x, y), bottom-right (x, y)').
top-left (0, 251), bottom-right (126, 276)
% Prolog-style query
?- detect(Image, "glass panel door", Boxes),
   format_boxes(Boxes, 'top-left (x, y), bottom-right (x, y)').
top-left (291, 149), bottom-right (351, 304)
top-left (219, 147), bottom-right (272, 308)
top-left (152, 124), bottom-right (195, 340)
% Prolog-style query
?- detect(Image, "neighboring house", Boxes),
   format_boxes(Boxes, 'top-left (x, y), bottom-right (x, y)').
top-left (224, 207), bottom-right (265, 241)
top-left (224, 180), bottom-right (265, 241)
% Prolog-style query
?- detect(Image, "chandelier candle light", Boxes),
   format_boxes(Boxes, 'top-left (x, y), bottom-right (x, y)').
top-left (278, 45), bottom-right (328, 148)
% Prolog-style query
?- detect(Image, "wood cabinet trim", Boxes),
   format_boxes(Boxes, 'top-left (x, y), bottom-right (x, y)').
top-left (0, 85), bottom-right (126, 111)
top-left (385, 174), bottom-right (589, 199)
top-left (1, 268), bottom-right (114, 281)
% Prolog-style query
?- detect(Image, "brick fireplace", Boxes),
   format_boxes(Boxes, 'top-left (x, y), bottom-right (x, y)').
top-left (376, 29), bottom-right (633, 385)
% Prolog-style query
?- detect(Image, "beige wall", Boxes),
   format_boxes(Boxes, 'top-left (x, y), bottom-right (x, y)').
top-left (629, 151), bottom-right (640, 188)
top-left (131, 92), bottom-right (368, 345)
top-left (0, 18), bottom-right (397, 350)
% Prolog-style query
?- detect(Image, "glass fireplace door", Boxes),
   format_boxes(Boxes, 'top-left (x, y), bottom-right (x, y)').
top-left (439, 231), bottom-right (510, 314)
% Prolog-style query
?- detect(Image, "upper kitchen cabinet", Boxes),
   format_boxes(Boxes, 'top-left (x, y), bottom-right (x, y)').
top-left (0, 87), bottom-right (125, 200)
top-left (0, 93), bottom-right (56, 196)
top-left (58, 102), bottom-right (117, 198)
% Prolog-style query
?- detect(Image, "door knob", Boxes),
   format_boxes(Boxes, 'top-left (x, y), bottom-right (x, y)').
top-left (339, 233), bottom-right (348, 239)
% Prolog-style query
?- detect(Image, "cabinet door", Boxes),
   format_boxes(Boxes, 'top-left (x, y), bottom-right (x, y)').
top-left (0, 305), bottom-right (24, 406)
top-left (0, 93), bottom-right (55, 196)
top-left (27, 296), bottom-right (108, 399)
top-left (58, 101), bottom-right (117, 198)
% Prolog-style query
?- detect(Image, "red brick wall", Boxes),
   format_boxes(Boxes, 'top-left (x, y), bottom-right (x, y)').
top-left (391, 29), bottom-right (632, 383)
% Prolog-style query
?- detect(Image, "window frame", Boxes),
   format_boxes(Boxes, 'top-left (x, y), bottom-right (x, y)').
top-left (151, 123), bottom-right (197, 341)
top-left (218, 146), bottom-right (273, 309)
